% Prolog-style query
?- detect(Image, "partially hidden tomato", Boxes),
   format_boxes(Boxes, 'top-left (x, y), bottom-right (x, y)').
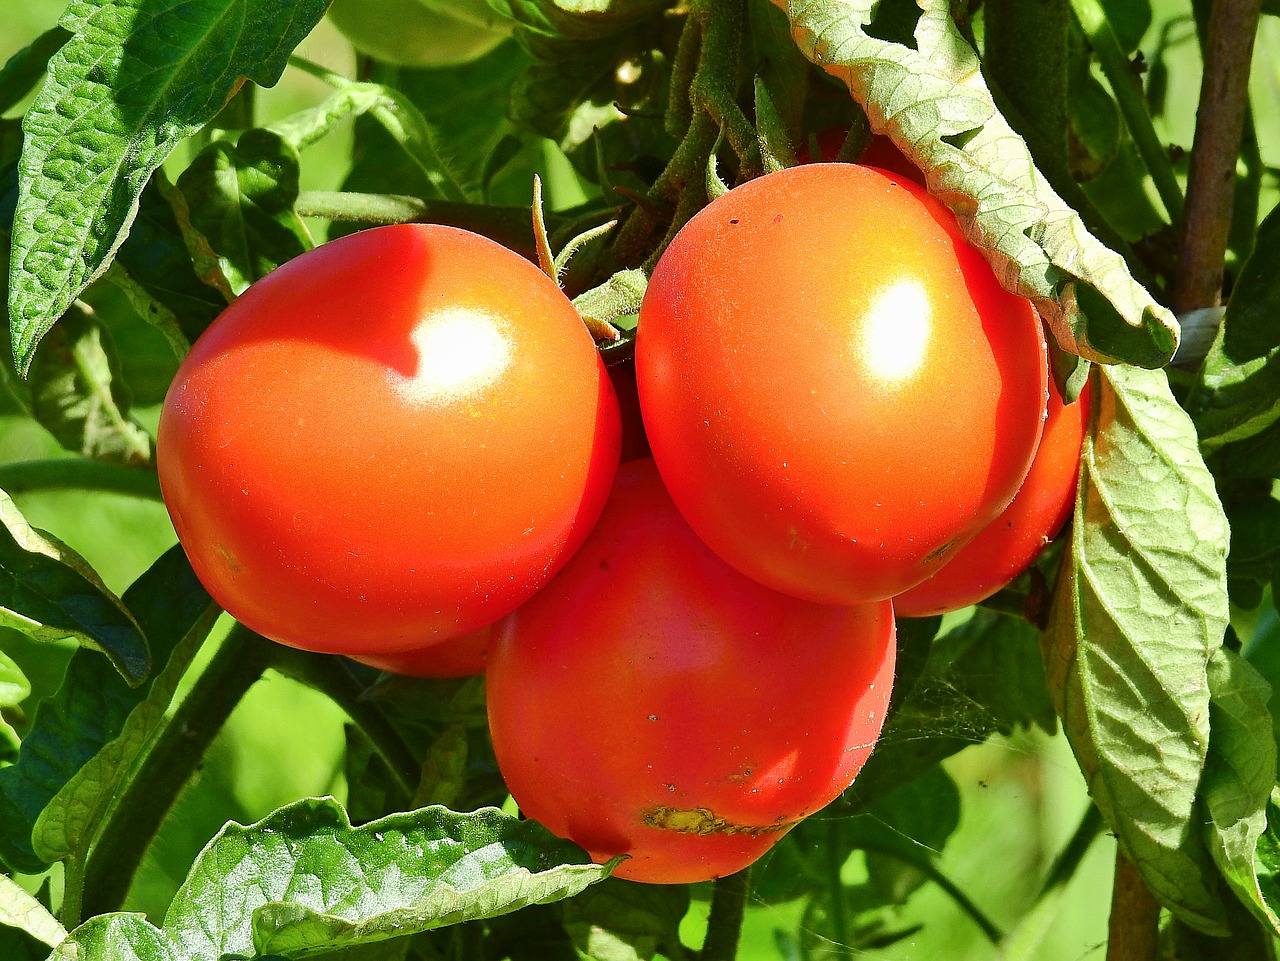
top-left (636, 163), bottom-right (1049, 604)
top-left (802, 130), bottom-right (921, 183)
top-left (158, 224), bottom-right (621, 656)
top-left (894, 373), bottom-right (1092, 617)
top-left (327, 0), bottom-right (511, 68)
top-left (350, 623), bottom-right (491, 677)
top-left (486, 458), bottom-right (896, 884)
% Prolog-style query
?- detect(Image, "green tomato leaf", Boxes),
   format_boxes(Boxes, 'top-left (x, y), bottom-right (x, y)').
top-left (161, 798), bottom-right (614, 959)
top-left (6, 0), bottom-right (329, 373)
top-left (174, 129), bottom-right (312, 297)
top-left (0, 872), bottom-right (65, 951)
top-left (1190, 203), bottom-right (1280, 453)
top-left (412, 724), bottom-right (469, 810)
top-left (109, 173), bottom-right (229, 352)
top-left (0, 487), bottom-right (147, 679)
top-left (0, 545), bottom-right (211, 874)
top-left (1044, 363), bottom-right (1230, 933)
top-left (562, 879), bottom-right (689, 961)
top-left (1202, 647), bottom-right (1280, 935)
top-left (773, 0), bottom-right (1179, 367)
top-left (32, 553), bottom-right (218, 866)
top-left (10, 303), bottom-right (152, 466)
top-left (49, 913), bottom-right (178, 961)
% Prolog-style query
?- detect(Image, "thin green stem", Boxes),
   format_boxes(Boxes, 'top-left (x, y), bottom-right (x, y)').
top-left (824, 819), bottom-right (853, 960)
top-left (1069, 0), bottom-right (1185, 224)
top-left (0, 458), bottom-right (162, 500)
top-left (269, 647), bottom-right (420, 799)
top-left (1039, 803), bottom-right (1105, 897)
top-left (78, 624), bottom-right (274, 920)
top-left (700, 868), bottom-right (750, 961)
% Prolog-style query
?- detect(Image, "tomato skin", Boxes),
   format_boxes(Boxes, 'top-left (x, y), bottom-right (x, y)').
top-left (158, 224), bottom-right (621, 656)
top-left (894, 375), bottom-right (1091, 617)
top-left (486, 459), bottom-right (896, 885)
top-left (350, 624), bottom-right (491, 677)
top-left (636, 163), bottom-right (1048, 604)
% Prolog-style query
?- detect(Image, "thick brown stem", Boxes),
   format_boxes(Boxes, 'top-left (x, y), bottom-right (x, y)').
top-left (1172, 0), bottom-right (1263, 313)
top-left (1106, 852), bottom-right (1161, 961)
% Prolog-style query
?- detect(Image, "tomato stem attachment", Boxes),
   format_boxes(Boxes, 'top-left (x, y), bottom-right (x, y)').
top-left (700, 867), bottom-right (751, 961)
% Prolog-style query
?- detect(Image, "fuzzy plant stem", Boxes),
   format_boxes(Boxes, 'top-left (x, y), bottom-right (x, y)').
top-left (700, 868), bottom-right (751, 961)
top-left (1106, 852), bottom-right (1161, 961)
top-left (0, 458), bottom-right (162, 500)
top-left (1172, 0), bottom-right (1263, 313)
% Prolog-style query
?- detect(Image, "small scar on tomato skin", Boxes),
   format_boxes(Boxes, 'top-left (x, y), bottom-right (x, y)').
top-left (728, 218), bottom-right (740, 225)
top-left (216, 544), bottom-right (242, 574)
top-left (923, 538), bottom-right (960, 566)
top-left (641, 806), bottom-right (791, 838)
top-left (599, 559), bottom-right (610, 570)
top-left (773, 213), bottom-right (783, 223)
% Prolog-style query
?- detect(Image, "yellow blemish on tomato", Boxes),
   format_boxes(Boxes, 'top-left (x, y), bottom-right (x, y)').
top-left (641, 806), bottom-right (789, 838)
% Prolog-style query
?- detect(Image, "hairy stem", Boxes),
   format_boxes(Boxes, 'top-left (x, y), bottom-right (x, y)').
top-left (701, 868), bottom-right (750, 961)
top-left (1172, 0), bottom-right (1263, 313)
top-left (79, 624), bottom-right (274, 920)
top-left (1106, 852), bottom-right (1160, 961)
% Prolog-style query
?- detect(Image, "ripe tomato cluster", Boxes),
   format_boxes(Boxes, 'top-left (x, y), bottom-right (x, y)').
top-left (158, 162), bottom-right (1086, 885)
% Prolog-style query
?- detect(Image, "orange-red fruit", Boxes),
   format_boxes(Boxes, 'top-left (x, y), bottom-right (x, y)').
top-left (486, 459), bottom-right (896, 885)
top-left (636, 163), bottom-right (1049, 604)
top-left (894, 376), bottom-right (1091, 617)
top-left (350, 624), bottom-right (492, 678)
top-left (158, 224), bottom-right (621, 656)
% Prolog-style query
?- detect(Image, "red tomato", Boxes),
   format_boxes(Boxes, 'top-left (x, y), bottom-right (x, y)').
top-left (158, 224), bottom-right (621, 656)
top-left (894, 374), bottom-right (1091, 616)
top-left (802, 130), bottom-right (921, 183)
top-left (486, 459), bottom-right (896, 884)
top-left (636, 163), bottom-right (1048, 604)
top-left (350, 624), bottom-right (491, 678)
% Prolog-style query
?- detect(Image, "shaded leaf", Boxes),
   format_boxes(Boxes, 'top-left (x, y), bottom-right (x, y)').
top-left (174, 129), bottom-right (311, 296)
top-left (0, 27), bottom-right (71, 116)
top-left (0, 487), bottom-right (147, 681)
top-left (7, 0), bottom-right (329, 371)
top-left (0, 647), bottom-right (30, 710)
top-left (13, 302), bottom-right (152, 465)
top-left (775, 0), bottom-right (1178, 367)
top-left (1203, 648), bottom-right (1280, 935)
top-left (1044, 363), bottom-right (1229, 932)
top-left (110, 172), bottom-right (229, 350)
top-left (0, 546), bottom-right (209, 874)
top-left (161, 798), bottom-right (614, 959)
top-left (562, 879), bottom-right (689, 961)
top-left (32, 553), bottom-right (218, 865)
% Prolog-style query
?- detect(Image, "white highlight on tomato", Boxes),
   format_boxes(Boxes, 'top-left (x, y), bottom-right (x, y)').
top-left (858, 279), bottom-right (931, 383)
top-left (401, 309), bottom-right (512, 402)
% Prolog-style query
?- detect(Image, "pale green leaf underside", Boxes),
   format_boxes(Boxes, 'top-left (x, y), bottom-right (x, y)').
top-left (1045, 364), bottom-right (1230, 931)
top-left (775, 0), bottom-right (1178, 368)
top-left (7, 0), bottom-right (329, 373)
top-left (0, 872), bottom-right (66, 949)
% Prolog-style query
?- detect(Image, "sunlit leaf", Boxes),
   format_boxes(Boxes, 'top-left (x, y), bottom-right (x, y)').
top-left (7, 0), bottom-right (329, 372)
top-left (1044, 363), bottom-right (1230, 932)
top-left (161, 798), bottom-right (614, 959)
top-left (772, 0), bottom-right (1179, 367)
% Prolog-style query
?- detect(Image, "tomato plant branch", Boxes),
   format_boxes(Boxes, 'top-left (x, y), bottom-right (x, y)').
top-left (0, 458), bottom-right (162, 500)
top-left (77, 624), bottom-right (274, 921)
top-left (700, 867), bottom-right (750, 961)
top-left (269, 647), bottom-right (420, 800)
top-left (1171, 0), bottom-right (1263, 313)
top-left (1068, 0), bottom-right (1185, 225)
top-left (1105, 852), bottom-right (1161, 961)
top-left (825, 819), bottom-right (853, 960)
